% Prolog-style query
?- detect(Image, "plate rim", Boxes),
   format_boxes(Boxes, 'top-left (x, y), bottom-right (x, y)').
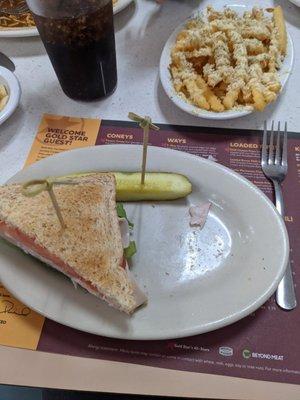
top-left (0, 26), bottom-right (39, 38)
top-left (159, 3), bottom-right (294, 120)
top-left (2, 144), bottom-right (289, 340)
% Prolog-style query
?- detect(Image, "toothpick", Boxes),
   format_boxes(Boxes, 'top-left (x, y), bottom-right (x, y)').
top-left (22, 178), bottom-right (76, 229)
top-left (128, 112), bottom-right (159, 131)
top-left (128, 112), bottom-right (160, 185)
top-left (47, 185), bottom-right (66, 229)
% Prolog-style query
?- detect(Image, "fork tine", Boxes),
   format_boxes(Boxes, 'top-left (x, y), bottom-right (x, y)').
top-left (282, 122), bottom-right (288, 167)
top-left (268, 121), bottom-right (274, 164)
top-left (262, 121), bottom-right (268, 166)
top-left (275, 122), bottom-right (281, 165)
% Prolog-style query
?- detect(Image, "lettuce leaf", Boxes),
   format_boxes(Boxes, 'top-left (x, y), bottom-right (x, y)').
top-left (124, 241), bottom-right (137, 259)
top-left (116, 203), bottom-right (134, 228)
top-left (117, 203), bottom-right (136, 259)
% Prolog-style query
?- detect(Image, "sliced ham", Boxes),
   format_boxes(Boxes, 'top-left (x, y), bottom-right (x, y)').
top-left (189, 202), bottom-right (211, 229)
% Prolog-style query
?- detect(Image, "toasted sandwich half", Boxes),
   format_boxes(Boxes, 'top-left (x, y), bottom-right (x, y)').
top-left (0, 173), bottom-right (147, 314)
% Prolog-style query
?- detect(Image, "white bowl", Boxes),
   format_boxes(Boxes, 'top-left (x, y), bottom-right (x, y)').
top-left (159, 4), bottom-right (294, 120)
top-left (0, 66), bottom-right (21, 126)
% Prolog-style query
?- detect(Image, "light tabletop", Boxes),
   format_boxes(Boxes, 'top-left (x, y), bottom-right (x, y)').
top-left (0, 0), bottom-right (300, 398)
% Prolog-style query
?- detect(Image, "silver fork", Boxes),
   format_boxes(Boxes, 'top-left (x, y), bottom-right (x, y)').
top-left (0, 1), bottom-right (29, 15)
top-left (262, 121), bottom-right (297, 310)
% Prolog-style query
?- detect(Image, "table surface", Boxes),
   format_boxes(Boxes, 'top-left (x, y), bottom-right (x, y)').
top-left (0, 0), bottom-right (300, 398)
top-left (1, 0), bottom-right (300, 185)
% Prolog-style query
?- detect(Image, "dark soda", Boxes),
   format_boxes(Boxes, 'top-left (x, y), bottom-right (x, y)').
top-left (31, 0), bottom-right (117, 101)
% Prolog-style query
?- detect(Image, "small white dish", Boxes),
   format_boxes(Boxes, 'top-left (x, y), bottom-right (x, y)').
top-left (0, 145), bottom-right (289, 340)
top-left (0, 66), bottom-right (21, 126)
top-left (159, 4), bottom-right (294, 120)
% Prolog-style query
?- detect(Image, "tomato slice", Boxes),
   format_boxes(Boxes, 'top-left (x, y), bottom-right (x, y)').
top-left (0, 220), bottom-right (100, 292)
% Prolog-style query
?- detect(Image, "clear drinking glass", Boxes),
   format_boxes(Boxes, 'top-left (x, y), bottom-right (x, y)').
top-left (26, 0), bottom-right (117, 101)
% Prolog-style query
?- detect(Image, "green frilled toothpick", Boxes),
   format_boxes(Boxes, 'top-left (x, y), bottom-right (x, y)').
top-left (128, 112), bottom-right (159, 185)
top-left (22, 178), bottom-right (76, 229)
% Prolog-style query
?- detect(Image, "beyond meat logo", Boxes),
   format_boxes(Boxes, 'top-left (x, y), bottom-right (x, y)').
top-left (242, 349), bottom-right (284, 361)
top-left (242, 349), bottom-right (252, 359)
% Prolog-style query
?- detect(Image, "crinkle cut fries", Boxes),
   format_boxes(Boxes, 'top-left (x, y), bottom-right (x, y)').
top-left (170, 6), bottom-right (287, 112)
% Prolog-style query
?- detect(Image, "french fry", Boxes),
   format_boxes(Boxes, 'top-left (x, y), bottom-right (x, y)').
top-left (0, 95), bottom-right (8, 111)
top-left (241, 26), bottom-right (270, 41)
top-left (223, 89), bottom-right (239, 110)
top-left (170, 6), bottom-right (286, 113)
top-left (196, 76), bottom-right (224, 112)
top-left (263, 89), bottom-right (277, 104)
top-left (176, 30), bottom-right (189, 42)
top-left (0, 84), bottom-right (8, 112)
top-left (252, 87), bottom-right (266, 111)
top-left (266, 81), bottom-right (281, 93)
top-left (170, 67), bottom-right (183, 92)
top-left (205, 90), bottom-right (225, 112)
top-left (242, 84), bottom-right (253, 103)
top-left (273, 6), bottom-right (287, 56)
top-left (170, 50), bottom-right (182, 67)
top-left (0, 84), bottom-right (7, 98)
top-left (184, 79), bottom-right (210, 110)
top-left (244, 38), bottom-right (265, 55)
top-left (186, 20), bottom-right (199, 30)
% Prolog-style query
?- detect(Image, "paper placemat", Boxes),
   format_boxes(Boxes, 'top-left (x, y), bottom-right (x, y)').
top-left (1, 114), bottom-right (299, 385)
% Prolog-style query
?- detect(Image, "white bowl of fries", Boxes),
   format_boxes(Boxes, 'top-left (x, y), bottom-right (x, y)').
top-left (160, 4), bottom-right (294, 120)
top-left (0, 67), bottom-right (21, 125)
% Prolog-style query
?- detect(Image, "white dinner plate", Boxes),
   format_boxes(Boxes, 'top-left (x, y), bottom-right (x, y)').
top-left (0, 26), bottom-right (38, 38)
top-left (0, 1), bottom-right (133, 38)
top-left (160, 4), bottom-right (294, 120)
top-left (0, 145), bottom-right (288, 340)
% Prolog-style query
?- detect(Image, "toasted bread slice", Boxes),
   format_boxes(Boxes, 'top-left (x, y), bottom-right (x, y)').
top-left (0, 173), bottom-right (147, 314)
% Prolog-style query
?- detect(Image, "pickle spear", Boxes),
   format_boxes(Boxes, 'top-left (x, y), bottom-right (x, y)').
top-left (114, 172), bottom-right (192, 201)
top-left (58, 172), bottom-right (192, 201)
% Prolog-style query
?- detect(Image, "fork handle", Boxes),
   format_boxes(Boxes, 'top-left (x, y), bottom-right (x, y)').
top-left (273, 181), bottom-right (297, 310)
top-left (274, 181), bottom-right (284, 215)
